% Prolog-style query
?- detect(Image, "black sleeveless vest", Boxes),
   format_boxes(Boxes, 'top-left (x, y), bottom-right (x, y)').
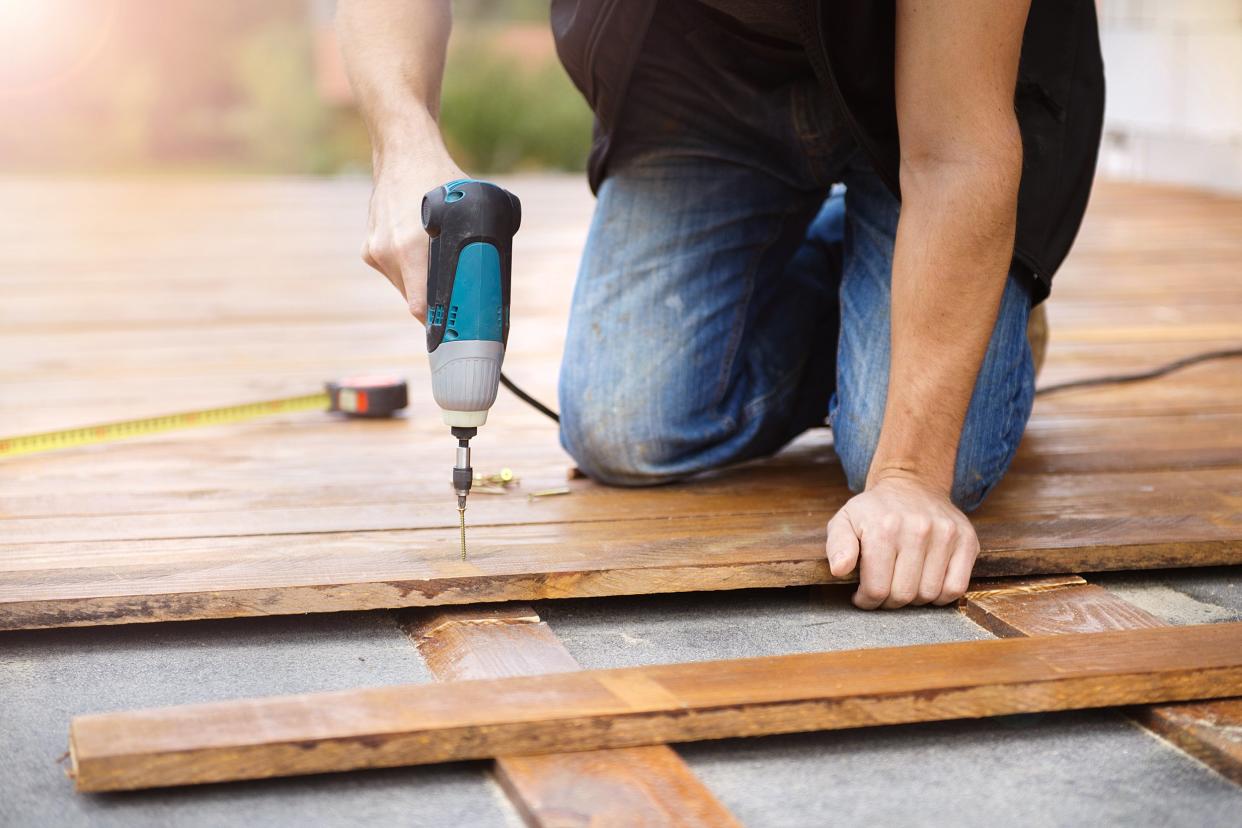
top-left (550, 0), bottom-right (1105, 301)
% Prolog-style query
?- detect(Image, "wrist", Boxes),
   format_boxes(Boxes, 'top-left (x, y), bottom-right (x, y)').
top-left (371, 106), bottom-right (447, 167)
top-left (866, 458), bottom-right (953, 498)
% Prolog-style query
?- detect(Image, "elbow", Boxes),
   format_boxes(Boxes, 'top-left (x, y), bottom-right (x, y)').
top-left (898, 119), bottom-right (1023, 248)
top-left (899, 119), bottom-right (1023, 203)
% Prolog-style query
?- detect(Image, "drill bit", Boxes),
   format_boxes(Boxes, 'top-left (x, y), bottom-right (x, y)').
top-left (457, 503), bottom-right (467, 560)
top-left (451, 427), bottom-right (476, 561)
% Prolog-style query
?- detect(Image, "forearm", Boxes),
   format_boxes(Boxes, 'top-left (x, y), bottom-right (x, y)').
top-left (869, 146), bottom-right (1021, 496)
top-left (335, 0), bottom-right (451, 159)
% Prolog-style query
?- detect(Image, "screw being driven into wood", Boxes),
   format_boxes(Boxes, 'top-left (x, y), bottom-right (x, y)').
top-left (450, 428), bottom-right (474, 561)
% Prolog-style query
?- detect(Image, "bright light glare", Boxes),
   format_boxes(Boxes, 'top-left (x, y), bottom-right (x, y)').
top-left (0, 0), bottom-right (116, 97)
top-left (0, 1), bottom-right (59, 54)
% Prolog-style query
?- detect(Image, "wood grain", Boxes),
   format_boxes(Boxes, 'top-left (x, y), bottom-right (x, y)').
top-left (961, 577), bottom-right (1242, 784)
top-left (4, 500), bottom-right (1240, 630)
top-left (3, 177), bottom-right (1242, 632)
top-left (68, 622), bottom-right (1242, 792)
top-left (401, 606), bottom-right (740, 828)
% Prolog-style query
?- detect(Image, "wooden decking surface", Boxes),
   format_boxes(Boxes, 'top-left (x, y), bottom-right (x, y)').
top-left (0, 175), bottom-right (1239, 628)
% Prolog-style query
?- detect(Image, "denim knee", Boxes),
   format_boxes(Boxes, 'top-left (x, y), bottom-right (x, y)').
top-left (558, 388), bottom-right (687, 487)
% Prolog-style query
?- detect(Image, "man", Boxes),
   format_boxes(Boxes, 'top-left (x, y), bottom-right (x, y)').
top-left (337, 1), bottom-right (1103, 610)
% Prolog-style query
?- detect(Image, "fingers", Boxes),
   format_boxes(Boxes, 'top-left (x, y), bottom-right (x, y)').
top-left (881, 517), bottom-right (932, 609)
top-left (362, 238), bottom-right (405, 296)
top-left (853, 516), bottom-right (897, 610)
top-left (396, 244), bottom-right (430, 322)
top-left (362, 232), bottom-right (429, 322)
top-left (825, 514), bottom-right (861, 578)
top-left (935, 529), bottom-right (980, 606)
top-left (913, 518), bottom-right (958, 605)
top-left (829, 481), bottom-right (981, 611)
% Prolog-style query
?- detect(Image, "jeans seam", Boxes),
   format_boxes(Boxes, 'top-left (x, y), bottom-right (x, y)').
top-left (960, 326), bottom-right (1035, 511)
top-left (710, 207), bottom-right (798, 414)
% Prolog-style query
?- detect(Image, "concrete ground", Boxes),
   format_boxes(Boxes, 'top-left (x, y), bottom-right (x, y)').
top-left (3, 569), bottom-right (1240, 827)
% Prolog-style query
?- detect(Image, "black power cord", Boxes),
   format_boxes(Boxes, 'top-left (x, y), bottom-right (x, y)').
top-left (499, 371), bottom-right (559, 422)
top-left (500, 346), bottom-right (1242, 423)
top-left (1033, 346), bottom-right (1242, 397)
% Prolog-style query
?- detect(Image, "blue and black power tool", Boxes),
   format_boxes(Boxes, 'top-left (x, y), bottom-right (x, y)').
top-left (422, 179), bottom-right (521, 555)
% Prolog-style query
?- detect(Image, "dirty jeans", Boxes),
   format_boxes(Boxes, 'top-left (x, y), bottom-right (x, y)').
top-left (556, 1), bottom-right (1036, 511)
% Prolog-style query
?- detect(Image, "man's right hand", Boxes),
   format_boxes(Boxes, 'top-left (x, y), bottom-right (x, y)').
top-left (363, 137), bottom-right (466, 323)
top-left (336, 0), bottom-right (458, 324)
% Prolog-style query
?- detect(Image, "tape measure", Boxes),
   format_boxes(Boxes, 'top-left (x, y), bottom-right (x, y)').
top-left (0, 377), bottom-right (408, 459)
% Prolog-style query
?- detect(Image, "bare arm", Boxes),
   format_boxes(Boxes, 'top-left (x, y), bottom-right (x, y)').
top-left (827, 0), bottom-right (1030, 609)
top-left (336, 0), bottom-right (465, 320)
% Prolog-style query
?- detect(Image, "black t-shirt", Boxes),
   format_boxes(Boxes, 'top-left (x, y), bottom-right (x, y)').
top-left (695, 0), bottom-right (806, 45)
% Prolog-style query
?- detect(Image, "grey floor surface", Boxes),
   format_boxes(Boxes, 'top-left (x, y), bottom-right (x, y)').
top-left (3, 570), bottom-right (1240, 827)
top-left (0, 613), bottom-right (521, 828)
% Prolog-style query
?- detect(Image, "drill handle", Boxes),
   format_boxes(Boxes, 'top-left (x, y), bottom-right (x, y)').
top-left (422, 180), bottom-right (521, 353)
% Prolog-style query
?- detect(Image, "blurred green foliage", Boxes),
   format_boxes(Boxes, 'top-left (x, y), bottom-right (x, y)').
top-left (440, 31), bottom-right (593, 173)
top-left (0, 1), bottom-right (590, 175)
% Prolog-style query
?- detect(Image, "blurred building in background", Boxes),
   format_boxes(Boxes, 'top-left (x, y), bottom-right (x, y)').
top-left (1, 0), bottom-right (1240, 192)
top-left (1098, 1), bottom-right (1242, 193)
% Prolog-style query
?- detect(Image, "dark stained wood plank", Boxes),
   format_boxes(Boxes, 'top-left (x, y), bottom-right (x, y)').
top-left (400, 606), bottom-right (741, 828)
top-left (961, 577), bottom-right (1242, 784)
top-left (68, 623), bottom-right (1242, 792)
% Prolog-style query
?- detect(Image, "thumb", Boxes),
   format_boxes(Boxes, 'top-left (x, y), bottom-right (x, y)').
top-left (825, 512), bottom-right (861, 578)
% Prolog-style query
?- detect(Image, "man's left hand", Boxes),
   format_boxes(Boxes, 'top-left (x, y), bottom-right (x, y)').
top-left (825, 476), bottom-right (978, 610)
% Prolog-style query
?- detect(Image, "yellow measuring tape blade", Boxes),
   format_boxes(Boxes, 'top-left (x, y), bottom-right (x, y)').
top-left (0, 392), bottom-right (331, 458)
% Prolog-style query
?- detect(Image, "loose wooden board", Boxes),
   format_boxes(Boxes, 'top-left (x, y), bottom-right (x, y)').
top-left (4, 497), bottom-right (1240, 630)
top-left (402, 605), bottom-right (740, 827)
top-left (961, 576), bottom-right (1242, 784)
top-left (68, 622), bottom-right (1242, 792)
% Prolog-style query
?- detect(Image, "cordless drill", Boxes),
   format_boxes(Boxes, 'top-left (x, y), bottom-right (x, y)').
top-left (422, 179), bottom-right (521, 558)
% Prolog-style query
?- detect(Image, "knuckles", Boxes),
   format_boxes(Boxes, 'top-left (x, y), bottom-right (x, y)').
top-left (886, 586), bottom-right (917, 607)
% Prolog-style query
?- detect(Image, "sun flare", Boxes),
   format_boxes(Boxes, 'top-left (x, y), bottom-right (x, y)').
top-left (0, 0), bottom-right (116, 97)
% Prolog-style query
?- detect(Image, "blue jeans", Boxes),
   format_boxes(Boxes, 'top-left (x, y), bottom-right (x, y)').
top-left (557, 1), bottom-right (1036, 511)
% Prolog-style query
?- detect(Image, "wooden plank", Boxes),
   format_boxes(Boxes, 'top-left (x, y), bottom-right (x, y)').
top-left (401, 606), bottom-right (740, 827)
top-left (1133, 702), bottom-right (1242, 786)
top-left (6, 408), bottom-right (1242, 543)
top-left (961, 577), bottom-right (1242, 784)
top-left (2, 176), bottom-right (1241, 634)
top-left (960, 575), bottom-right (1167, 637)
top-left (3, 499), bottom-right (1240, 630)
top-left (1009, 412), bottom-right (1242, 475)
top-left (68, 623), bottom-right (1242, 792)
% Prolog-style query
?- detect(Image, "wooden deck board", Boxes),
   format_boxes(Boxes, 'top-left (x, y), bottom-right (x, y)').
top-left (68, 623), bottom-right (1242, 792)
top-left (961, 576), bottom-right (1242, 784)
top-left (401, 606), bottom-right (741, 827)
top-left (1, 176), bottom-right (1240, 630)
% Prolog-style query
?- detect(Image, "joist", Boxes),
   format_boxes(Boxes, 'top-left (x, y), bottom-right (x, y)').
top-left (401, 605), bottom-right (740, 827)
top-left (69, 622), bottom-right (1242, 792)
top-left (960, 576), bottom-right (1242, 784)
